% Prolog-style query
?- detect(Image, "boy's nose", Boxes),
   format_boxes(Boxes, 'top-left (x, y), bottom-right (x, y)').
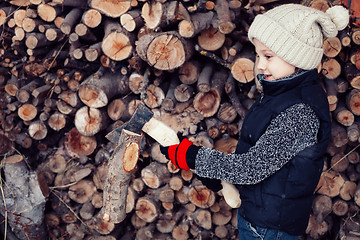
top-left (256, 58), bottom-right (266, 70)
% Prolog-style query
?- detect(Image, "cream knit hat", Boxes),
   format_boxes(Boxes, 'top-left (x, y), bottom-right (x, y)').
top-left (248, 4), bottom-right (349, 70)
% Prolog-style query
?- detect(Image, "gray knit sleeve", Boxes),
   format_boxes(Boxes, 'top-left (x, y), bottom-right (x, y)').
top-left (195, 103), bottom-right (320, 185)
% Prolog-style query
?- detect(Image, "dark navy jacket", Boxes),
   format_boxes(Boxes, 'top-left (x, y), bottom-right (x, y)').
top-left (236, 69), bottom-right (331, 235)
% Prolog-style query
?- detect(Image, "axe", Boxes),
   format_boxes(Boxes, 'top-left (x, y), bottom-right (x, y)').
top-left (106, 103), bottom-right (241, 209)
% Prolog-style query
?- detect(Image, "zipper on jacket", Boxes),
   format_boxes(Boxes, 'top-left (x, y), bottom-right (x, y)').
top-left (259, 92), bottom-right (264, 103)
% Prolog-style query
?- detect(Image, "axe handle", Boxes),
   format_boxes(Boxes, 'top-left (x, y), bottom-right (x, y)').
top-left (142, 118), bottom-right (180, 146)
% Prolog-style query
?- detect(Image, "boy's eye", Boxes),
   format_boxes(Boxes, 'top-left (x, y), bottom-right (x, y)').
top-left (265, 55), bottom-right (272, 59)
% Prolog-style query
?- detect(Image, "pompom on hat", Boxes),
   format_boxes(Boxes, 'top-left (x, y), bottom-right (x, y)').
top-left (248, 4), bottom-right (349, 70)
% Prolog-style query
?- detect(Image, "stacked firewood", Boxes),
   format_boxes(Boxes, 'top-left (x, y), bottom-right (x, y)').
top-left (0, 0), bottom-right (359, 239)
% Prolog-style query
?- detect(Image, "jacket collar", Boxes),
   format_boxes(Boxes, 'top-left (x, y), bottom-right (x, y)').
top-left (257, 69), bottom-right (318, 96)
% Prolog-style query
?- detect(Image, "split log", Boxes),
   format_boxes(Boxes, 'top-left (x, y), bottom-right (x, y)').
top-left (306, 214), bottom-right (330, 240)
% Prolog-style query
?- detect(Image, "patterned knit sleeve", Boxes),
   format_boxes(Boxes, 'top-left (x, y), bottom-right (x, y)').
top-left (195, 103), bottom-right (320, 185)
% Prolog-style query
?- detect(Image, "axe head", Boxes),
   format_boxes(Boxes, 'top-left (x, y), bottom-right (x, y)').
top-left (106, 103), bottom-right (154, 144)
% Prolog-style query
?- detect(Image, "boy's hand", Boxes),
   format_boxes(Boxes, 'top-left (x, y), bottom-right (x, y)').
top-left (197, 176), bottom-right (223, 192)
top-left (160, 138), bottom-right (199, 170)
top-left (160, 138), bottom-right (193, 170)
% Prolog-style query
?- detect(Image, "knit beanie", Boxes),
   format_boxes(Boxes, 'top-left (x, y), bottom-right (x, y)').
top-left (248, 4), bottom-right (349, 70)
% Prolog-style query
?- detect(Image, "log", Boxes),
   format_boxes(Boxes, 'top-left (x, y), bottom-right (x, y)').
top-left (162, 77), bottom-right (179, 112)
top-left (100, 129), bottom-right (143, 224)
top-left (178, 11), bottom-right (214, 38)
top-left (194, 69), bottom-right (227, 117)
top-left (68, 179), bottom-right (97, 204)
top-left (78, 70), bottom-right (130, 108)
top-left (344, 63), bottom-right (360, 90)
top-left (225, 74), bottom-right (247, 119)
top-left (135, 196), bottom-right (160, 223)
top-left (144, 84), bottom-right (165, 108)
top-left (81, 8), bottom-right (102, 29)
top-left (18, 103), bottom-right (37, 121)
top-left (136, 31), bottom-right (194, 70)
top-left (215, 0), bottom-right (236, 34)
top-left (188, 182), bottom-right (216, 208)
top-left (231, 48), bottom-right (255, 83)
top-left (101, 19), bottom-right (134, 61)
top-left (37, 3), bottom-right (62, 22)
top-left (339, 179), bottom-right (357, 202)
top-left (334, 104), bottom-right (354, 127)
top-left (28, 120), bottom-right (48, 140)
top-left (197, 62), bottom-right (213, 93)
top-left (0, 159), bottom-right (47, 240)
top-left (217, 102), bottom-right (238, 123)
top-left (330, 153), bottom-right (349, 173)
top-left (332, 198), bottom-right (348, 217)
top-left (178, 60), bottom-right (200, 85)
top-left (174, 83), bottom-right (194, 103)
top-left (141, 161), bottom-right (171, 189)
top-left (89, 0), bottom-right (131, 18)
top-left (323, 37), bottom-right (342, 58)
top-left (316, 170), bottom-right (345, 197)
top-left (75, 106), bottom-right (109, 136)
top-left (64, 127), bottom-right (97, 158)
top-left (312, 194), bottom-right (332, 223)
top-left (120, 10), bottom-right (143, 32)
top-left (322, 58), bottom-right (341, 80)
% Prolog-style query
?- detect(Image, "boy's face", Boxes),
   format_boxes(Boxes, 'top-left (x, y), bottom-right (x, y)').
top-left (253, 39), bottom-right (296, 81)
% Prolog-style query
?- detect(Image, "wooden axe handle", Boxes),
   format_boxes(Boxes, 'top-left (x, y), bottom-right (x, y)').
top-left (142, 118), bottom-right (180, 146)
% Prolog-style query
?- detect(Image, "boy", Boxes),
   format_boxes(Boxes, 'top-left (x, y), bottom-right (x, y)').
top-left (162, 4), bottom-right (349, 239)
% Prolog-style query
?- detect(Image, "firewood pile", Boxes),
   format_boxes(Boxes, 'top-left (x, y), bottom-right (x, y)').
top-left (0, 0), bottom-right (359, 239)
